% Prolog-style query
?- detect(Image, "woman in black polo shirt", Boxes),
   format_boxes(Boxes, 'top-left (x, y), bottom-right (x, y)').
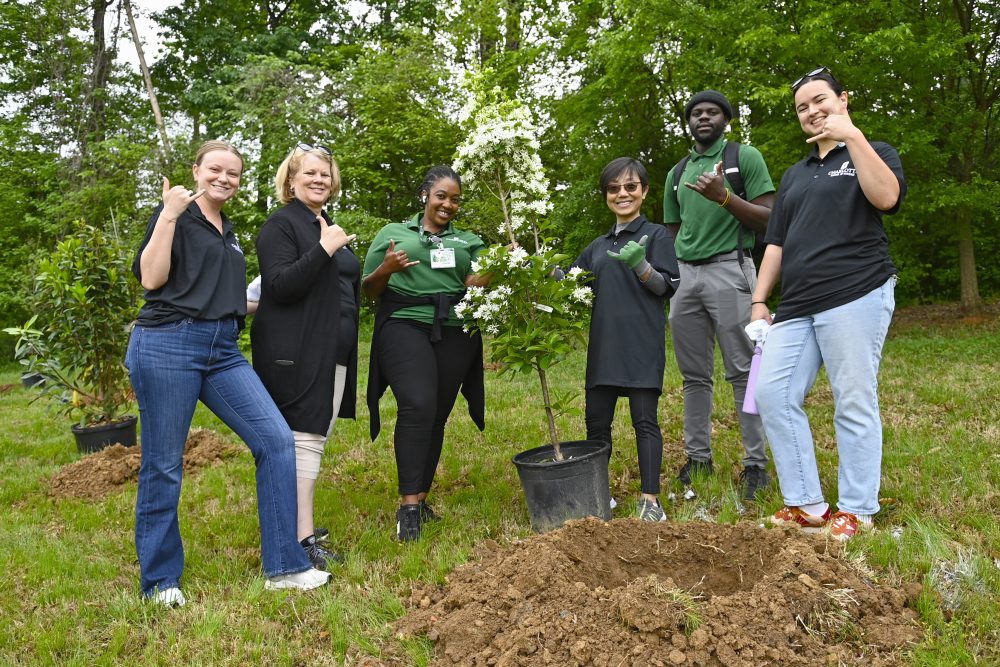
top-left (573, 157), bottom-right (680, 522)
top-left (250, 144), bottom-right (359, 570)
top-left (363, 166), bottom-right (488, 543)
top-left (751, 69), bottom-right (906, 542)
top-left (126, 141), bottom-right (327, 606)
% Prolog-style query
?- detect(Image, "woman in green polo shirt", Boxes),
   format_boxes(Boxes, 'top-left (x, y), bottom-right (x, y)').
top-left (363, 166), bottom-right (488, 542)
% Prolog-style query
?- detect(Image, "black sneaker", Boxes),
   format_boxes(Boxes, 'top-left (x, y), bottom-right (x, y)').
top-left (314, 527), bottom-right (329, 542)
top-left (300, 534), bottom-right (344, 570)
top-left (677, 457), bottom-right (714, 485)
top-left (396, 504), bottom-right (421, 542)
top-left (739, 465), bottom-right (770, 502)
top-left (419, 500), bottom-right (441, 523)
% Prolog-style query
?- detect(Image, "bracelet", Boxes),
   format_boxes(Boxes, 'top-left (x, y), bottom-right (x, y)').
top-left (718, 188), bottom-right (732, 207)
top-left (751, 300), bottom-right (767, 305)
top-left (638, 266), bottom-right (653, 283)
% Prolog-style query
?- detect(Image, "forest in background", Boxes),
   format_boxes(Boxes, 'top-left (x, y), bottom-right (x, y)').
top-left (1, 0), bottom-right (997, 358)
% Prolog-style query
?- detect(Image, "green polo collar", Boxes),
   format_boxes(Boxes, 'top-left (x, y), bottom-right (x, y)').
top-left (690, 136), bottom-right (727, 160)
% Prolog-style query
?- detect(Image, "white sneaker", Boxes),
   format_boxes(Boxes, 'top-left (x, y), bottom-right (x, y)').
top-left (265, 567), bottom-right (331, 591)
top-left (152, 587), bottom-right (186, 608)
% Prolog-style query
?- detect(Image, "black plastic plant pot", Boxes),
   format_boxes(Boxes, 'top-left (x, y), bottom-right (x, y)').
top-left (511, 440), bottom-right (612, 533)
top-left (71, 415), bottom-right (138, 454)
top-left (20, 373), bottom-right (45, 389)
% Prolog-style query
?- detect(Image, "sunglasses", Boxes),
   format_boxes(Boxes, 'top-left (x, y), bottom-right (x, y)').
top-left (606, 181), bottom-right (642, 195)
top-left (791, 66), bottom-right (831, 92)
top-left (296, 142), bottom-right (332, 156)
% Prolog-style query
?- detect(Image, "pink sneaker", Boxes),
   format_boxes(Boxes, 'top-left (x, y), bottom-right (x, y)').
top-left (769, 506), bottom-right (831, 533)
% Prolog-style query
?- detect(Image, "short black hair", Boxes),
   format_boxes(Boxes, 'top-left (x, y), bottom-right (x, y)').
top-left (420, 165), bottom-right (461, 199)
top-left (599, 158), bottom-right (648, 196)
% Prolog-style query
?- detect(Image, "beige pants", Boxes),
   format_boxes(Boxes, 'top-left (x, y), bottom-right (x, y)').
top-left (292, 365), bottom-right (347, 480)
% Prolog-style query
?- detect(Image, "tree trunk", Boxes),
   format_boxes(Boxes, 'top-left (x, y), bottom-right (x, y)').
top-left (123, 0), bottom-right (170, 165)
top-left (536, 365), bottom-right (563, 461)
top-left (955, 208), bottom-right (983, 317)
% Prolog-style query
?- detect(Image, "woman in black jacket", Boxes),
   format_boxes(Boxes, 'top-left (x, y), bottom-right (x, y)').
top-left (250, 144), bottom-right (359, 569)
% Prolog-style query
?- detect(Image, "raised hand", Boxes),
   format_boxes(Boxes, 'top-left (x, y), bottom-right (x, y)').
top-left (161, 177), bottom-right (204, 221)
top-left (382, 239), bottom-right (420, 272)
top-left (607, 234), bottom-right (649, 268)
top-left (806, 113), bottom-right (861, 145)
top-left (682, 160), bottom-right (728, 204)
top-left (318, 215), bottom-right (357, 255)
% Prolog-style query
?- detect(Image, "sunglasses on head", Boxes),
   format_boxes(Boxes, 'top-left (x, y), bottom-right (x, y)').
top-left (791, 66), bottom-right (831, 92)
top-left (606, 181), bottom-right (641, 195)
top-left (296, 142), bottom-right (332, 156)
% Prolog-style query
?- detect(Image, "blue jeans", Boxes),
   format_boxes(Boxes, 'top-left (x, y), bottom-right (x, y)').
top-left (755, 277), bottom-right (895, 516)
top-left (126, 317), bottom-right (310, 596)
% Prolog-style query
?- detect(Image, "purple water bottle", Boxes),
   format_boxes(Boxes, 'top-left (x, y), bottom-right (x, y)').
top-left (742, 343), bottom-right (763, 415)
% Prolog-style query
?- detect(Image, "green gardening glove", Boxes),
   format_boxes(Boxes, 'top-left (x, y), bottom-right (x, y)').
top-left (607, 234), bottom-right (648, 269)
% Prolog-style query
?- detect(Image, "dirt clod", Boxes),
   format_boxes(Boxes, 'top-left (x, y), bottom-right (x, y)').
top-left (396, 518), bottom-right (922, 666)
top-left (49, 428), bottom-right (239, 500)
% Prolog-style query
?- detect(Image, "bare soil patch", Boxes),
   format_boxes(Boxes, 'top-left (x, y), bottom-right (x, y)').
top-left (49, 428), bottom-right (239, 500)
top-left (393, 518), bottom-right (922, 666)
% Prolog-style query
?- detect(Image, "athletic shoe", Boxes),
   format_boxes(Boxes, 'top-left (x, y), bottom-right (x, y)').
top-left (300, 534), bottom-right (344, 570)
top-left (419, 500), bottom-right (441, 523)
top-left (739, 465), bottom-right (770, 501)
top-left (637, 497), bottom-right (667, 522)
top-left (768, 505), bottom-right (831, 533)
top-left (265, 567), bottom-right (331, 591)
top-left (152, 587), bottom-right (186, 608)
top-left (828, 512), bottom-right (861, 542)
top-left (677, 457), bottom-right (714, 485)
top-left (396, 503), bottom-right (421, 542)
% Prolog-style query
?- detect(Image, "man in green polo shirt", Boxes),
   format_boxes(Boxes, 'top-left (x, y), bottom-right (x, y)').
top-left (663, 89), bottom-right (776, 502)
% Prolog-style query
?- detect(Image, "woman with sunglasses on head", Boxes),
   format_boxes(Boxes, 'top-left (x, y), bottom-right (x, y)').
top-left (751, 68), bottom-right (906, 541)
top-left (127, 141), bottom-right (329, 607)
top-left (572, 158), bottom-right (680, 522)
top-left (250, 144), bottom-right (359, 570)
top-left (363, 165), bottom-right (488, 543)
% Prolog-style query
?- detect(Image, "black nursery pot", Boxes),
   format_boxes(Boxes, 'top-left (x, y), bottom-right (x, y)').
top-left (72, 415), bottom-right (138, 454)
top-left (511, 440), bottom-right (612, 533)
top-left (20, 373), bottom-right (45, 389)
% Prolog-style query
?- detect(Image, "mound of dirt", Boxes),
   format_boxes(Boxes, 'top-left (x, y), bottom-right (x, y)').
top-left (49, 428), bottom-right (239, 500)
top-left (395, 518), bottom-right (923, 666)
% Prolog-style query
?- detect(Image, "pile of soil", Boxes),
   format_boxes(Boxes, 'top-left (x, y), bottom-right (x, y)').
top-left (394, 518), bottom-right (922, 666)
top-left (49, 428), bottom-right (239, 500)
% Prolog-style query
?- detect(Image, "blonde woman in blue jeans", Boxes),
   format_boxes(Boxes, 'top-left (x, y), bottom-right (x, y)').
top-left (751, 68), bottom-right (905, 541)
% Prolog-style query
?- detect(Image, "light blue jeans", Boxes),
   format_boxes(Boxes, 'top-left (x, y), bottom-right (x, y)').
top-left (755, 277), bottom-right (895, 516)
top-left (126, 317), bottom-right (311, 596)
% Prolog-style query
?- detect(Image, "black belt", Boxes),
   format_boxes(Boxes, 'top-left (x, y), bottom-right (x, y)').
top-left (681, 250), bottom-right (742, 266)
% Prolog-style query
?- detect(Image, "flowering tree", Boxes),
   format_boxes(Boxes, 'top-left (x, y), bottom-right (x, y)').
top-left (454, 88), bottom-right (592, 461)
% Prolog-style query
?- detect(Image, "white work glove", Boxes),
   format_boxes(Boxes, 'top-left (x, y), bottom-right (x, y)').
top-left (246, 275), bottom-right (262, 302)
top-left (744, 318), bottom-right (772, 345)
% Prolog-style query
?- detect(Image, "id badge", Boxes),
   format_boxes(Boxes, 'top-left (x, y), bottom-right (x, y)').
top-left (430, 247), bottom-right (456, 269)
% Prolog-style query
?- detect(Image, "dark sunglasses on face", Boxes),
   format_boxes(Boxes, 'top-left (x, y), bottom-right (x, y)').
top-left (296, 142), bottom-right (332, 156)
top-left (606, 182), bottom-right (641, 195)
top-left (791, 66), bottom-right (831, 92)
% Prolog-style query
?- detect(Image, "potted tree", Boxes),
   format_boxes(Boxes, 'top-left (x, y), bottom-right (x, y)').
top-left (5, 219), bottom-right (141, 453)
top-left (453, 85), bottom-right (612, 532)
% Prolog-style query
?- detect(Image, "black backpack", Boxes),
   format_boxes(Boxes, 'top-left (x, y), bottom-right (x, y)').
top-left (670, 141), bottom-right (761, 264)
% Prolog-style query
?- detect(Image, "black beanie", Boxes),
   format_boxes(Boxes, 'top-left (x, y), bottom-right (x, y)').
top-left (684, 90), bottom-right (735, 120)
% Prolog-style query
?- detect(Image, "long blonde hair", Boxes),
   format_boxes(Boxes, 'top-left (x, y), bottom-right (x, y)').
top-left (274, 145), bottom-right (341, 205)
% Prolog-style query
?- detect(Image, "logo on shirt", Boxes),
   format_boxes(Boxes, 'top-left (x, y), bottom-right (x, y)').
top-left (230, 242), bottom-right (244, 255)
top-left (828, 161), bottom-right (857, 178)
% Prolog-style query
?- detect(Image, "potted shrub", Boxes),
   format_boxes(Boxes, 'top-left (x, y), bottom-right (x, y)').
top-left (453, 85), bottom-right (612, 532)
top-left (5, 219), bottom-right (141, 453)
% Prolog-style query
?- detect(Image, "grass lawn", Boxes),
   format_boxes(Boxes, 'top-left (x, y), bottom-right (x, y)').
top-left (1, 303), bottom-right (998, 665)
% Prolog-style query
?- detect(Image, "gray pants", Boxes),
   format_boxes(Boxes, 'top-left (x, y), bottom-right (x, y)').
top-left (668, 254), bottom-right (767, 467)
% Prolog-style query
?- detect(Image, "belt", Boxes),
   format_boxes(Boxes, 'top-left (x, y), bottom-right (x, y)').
top-left (680, 250), bottom-right (742, 266)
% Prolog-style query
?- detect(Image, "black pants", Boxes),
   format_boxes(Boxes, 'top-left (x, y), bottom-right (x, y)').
top-left (378, 318), bottom-right (480, 495)
top-left (585, 385), bottom-right (663, 495)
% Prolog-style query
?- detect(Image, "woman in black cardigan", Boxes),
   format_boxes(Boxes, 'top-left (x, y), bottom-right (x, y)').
top-left (250, 144), bottom-right (358, 569)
